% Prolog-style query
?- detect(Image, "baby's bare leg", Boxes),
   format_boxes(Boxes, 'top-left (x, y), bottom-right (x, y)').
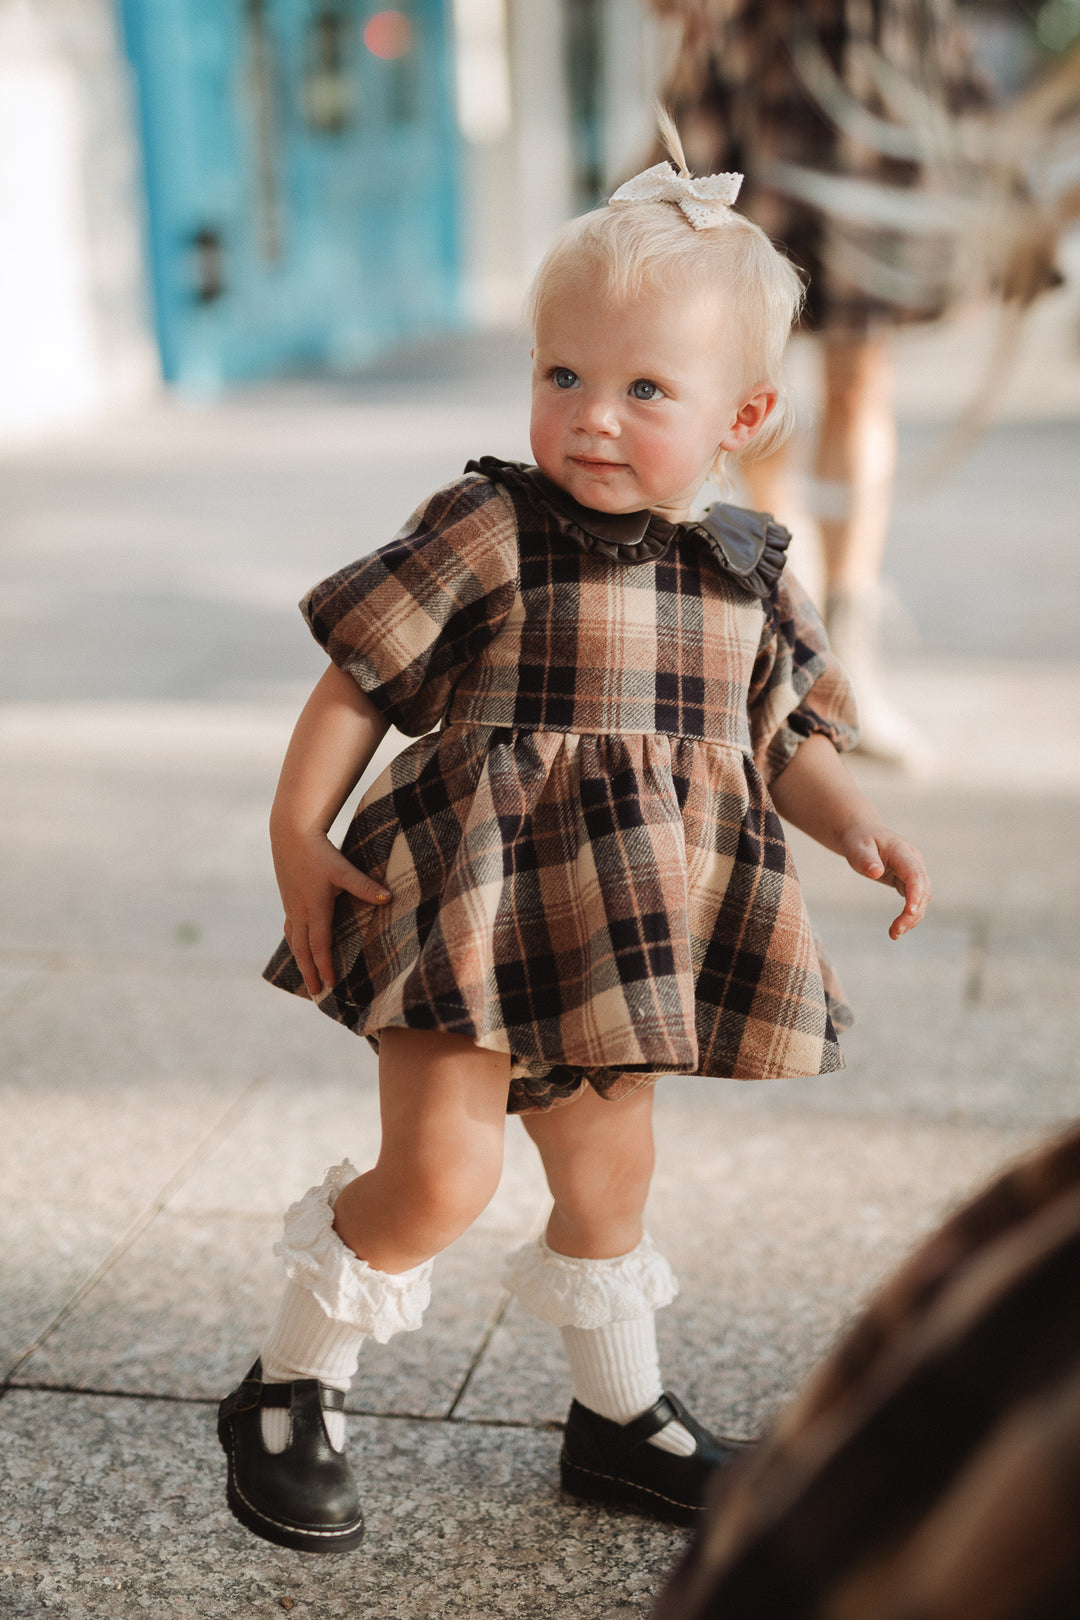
top-left (521, 1081), bottom-right (656, 1258)
top-left (512, 1083), bottom-right (699, 1461)
top-left (333, 1027), bottom-right (511, 1273)
top-left (219, 1031), bottom-right (510, 1551)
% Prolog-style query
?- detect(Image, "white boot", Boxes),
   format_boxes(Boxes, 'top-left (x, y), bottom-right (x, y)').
top-left (826, 585), bottom-right (933, 773)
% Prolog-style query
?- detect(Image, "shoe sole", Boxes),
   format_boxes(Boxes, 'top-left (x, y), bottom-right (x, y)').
top-left (219, 1425), bottom-right (365, 1554)
top-left (560, 1453), bottom-right (702, 1529)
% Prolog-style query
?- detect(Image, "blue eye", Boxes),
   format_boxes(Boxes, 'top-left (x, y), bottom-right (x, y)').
top-left (630, 379), bottom-right (661, 401)
top-left (553, 368), bottom-right (579, 390)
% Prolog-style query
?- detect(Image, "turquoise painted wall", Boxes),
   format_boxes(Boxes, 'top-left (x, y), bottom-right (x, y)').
top-left (118, 1), bottom-right (460, 388)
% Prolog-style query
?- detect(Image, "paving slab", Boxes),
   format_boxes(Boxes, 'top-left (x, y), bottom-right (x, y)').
top-left (0, 1391), bottom-right (682, 1620)
top-left (9, 1211), bottom-right (286, 1401)
top-left (7, 1041), bottom-right (549, 1411)
top-left (0, 1201), bottom-right (140, 1380)
top-left (0, 702), bottom-right (427, 961)
top-left (0, 968), bottom-right (286, 1208)
top-left (164, 1067), bottom-right (387, 1220)
top-left (0, 707), bottom-right (288, 959)
top-left (647, 1108), bottom-right (1045, 1436)
top-left (0, 390), bottom-right (533, 710)
top-left (980, 930), bottom-right (1080, 1012)
top-left (785, 662), bottom-right (1080, 934)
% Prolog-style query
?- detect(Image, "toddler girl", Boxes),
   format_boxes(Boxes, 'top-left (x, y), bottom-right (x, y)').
top-left (217, 121), bottom-right (930, 1554)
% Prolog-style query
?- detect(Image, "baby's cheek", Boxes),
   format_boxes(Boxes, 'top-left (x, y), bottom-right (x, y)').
top-left (529, 408), bottom-right (560, 472)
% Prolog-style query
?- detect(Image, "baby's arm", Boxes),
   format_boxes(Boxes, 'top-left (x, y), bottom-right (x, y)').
top-left (769, 733), bottom-right (931, 939)
top-left (270, 662), bottom-right (392, 995)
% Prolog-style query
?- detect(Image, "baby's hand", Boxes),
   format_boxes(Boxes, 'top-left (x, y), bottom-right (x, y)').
top-left (273, 830), bottom-right (391, 997)
top-left (840, 824), bottom-right (931, 940)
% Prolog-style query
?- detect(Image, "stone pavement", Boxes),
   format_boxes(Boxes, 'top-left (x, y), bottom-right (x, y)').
top-left (2, 279), bottom-right (1079, 1618)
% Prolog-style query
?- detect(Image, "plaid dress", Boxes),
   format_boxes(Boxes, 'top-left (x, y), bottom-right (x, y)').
top-left (650, 0), bottom-right (992, 333)
top-left (263, 459), bottom-right (858, 1113)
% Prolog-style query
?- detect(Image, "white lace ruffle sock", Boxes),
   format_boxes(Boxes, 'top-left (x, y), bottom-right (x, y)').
top-left (259, 1160), bottom-right (432, 1453)
top-left (503, 1233), bottom-right (695, 1457)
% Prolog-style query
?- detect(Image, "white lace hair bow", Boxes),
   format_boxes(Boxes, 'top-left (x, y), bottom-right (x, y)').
top-left (609, 162), bottom-right (743, 231)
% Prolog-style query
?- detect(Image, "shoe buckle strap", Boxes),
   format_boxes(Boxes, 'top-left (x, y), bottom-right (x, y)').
top-left (220, 1375), bottom-right (263, 1418)
top-left (244, 1379), bottom-right (347, 1412)
top-left (220, 1368), bottom-right (347, 1417)
top-left (613, 1393), bottom-right (684, 1456)
top-left (258, 1383), bottom-right (293, 1408)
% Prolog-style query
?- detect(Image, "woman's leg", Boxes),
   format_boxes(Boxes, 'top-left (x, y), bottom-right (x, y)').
top-left (742, 439), bottom-right (826, 609)
top-left (749, 336), bottom-right (925, 764)
top-left (815, 334), bottom-right (897, 595)
top-left (813, 337), bottom-right (929, 766)
top-left (742, 337), bottom-right (895, 596)
top-left (742, 336), bottom-right (897, 611)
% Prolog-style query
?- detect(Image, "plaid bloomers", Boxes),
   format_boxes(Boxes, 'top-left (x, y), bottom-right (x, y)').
top-left (263, 461), bottom-right (859, 1113)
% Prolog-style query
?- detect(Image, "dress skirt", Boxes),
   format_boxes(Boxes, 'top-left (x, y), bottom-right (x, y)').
top-left (264, 463), bottom-right (859, 1113)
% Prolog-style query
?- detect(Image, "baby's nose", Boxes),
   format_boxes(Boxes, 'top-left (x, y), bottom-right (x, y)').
top-left (576, 394), bottom-right (620, 434)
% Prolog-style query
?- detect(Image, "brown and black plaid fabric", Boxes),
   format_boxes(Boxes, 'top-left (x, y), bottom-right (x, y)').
top-left (652, 1120), bottom-right (1080, 1620)
top-left (650, 0), bottom-right (991, 334)
top-left (263, 465), bottom-right (858, 1112)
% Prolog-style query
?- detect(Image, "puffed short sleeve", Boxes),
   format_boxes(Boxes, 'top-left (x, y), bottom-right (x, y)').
top-left (749, 570), bottom-right (860, 783)
top-left (302, 475), bottom-right (520, 736)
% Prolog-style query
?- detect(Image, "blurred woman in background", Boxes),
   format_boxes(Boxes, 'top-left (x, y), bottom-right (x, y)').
top-left (646, 0), bottom-right (993, 766)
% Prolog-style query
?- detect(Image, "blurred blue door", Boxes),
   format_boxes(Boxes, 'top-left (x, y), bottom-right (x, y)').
top-left (119, 1), bottom-right (460, 388)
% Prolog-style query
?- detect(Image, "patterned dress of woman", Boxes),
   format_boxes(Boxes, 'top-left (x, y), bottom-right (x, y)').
top-left (263, 458), bottom-right (859, 1114)
top-left (648, 0), bottom-right (993, 333)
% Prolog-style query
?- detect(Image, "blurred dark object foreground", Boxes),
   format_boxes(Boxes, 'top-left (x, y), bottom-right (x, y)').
top-left (652, 1121), bottom-right (1080, 1620)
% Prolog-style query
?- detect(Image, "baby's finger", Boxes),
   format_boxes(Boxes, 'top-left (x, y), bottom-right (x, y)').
top-left (333, 856), bottom-right (392, 907)
top-left (306, 916), bottom-right (338, 994)
top-left (888, 869), bottom-right (931, 940)
top-left (286, 921), bottom-right (325, 998)
top-left (845, 833), bottom-right (886, 882)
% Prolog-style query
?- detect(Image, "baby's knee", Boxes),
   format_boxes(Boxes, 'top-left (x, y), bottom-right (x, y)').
top-left (408, 1148), bottom-right (502, 1235)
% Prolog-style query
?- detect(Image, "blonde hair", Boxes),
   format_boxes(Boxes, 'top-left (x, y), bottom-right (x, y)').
top-left (527, 112), bottom-right (804, 481)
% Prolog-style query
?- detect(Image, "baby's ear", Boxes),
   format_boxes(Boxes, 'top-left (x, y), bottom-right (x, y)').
top-left (720, 386), bottom-right (777, 451)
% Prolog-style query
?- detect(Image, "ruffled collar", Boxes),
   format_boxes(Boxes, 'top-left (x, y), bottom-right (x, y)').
top-left (464, 456), bottom-right (790, 600)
